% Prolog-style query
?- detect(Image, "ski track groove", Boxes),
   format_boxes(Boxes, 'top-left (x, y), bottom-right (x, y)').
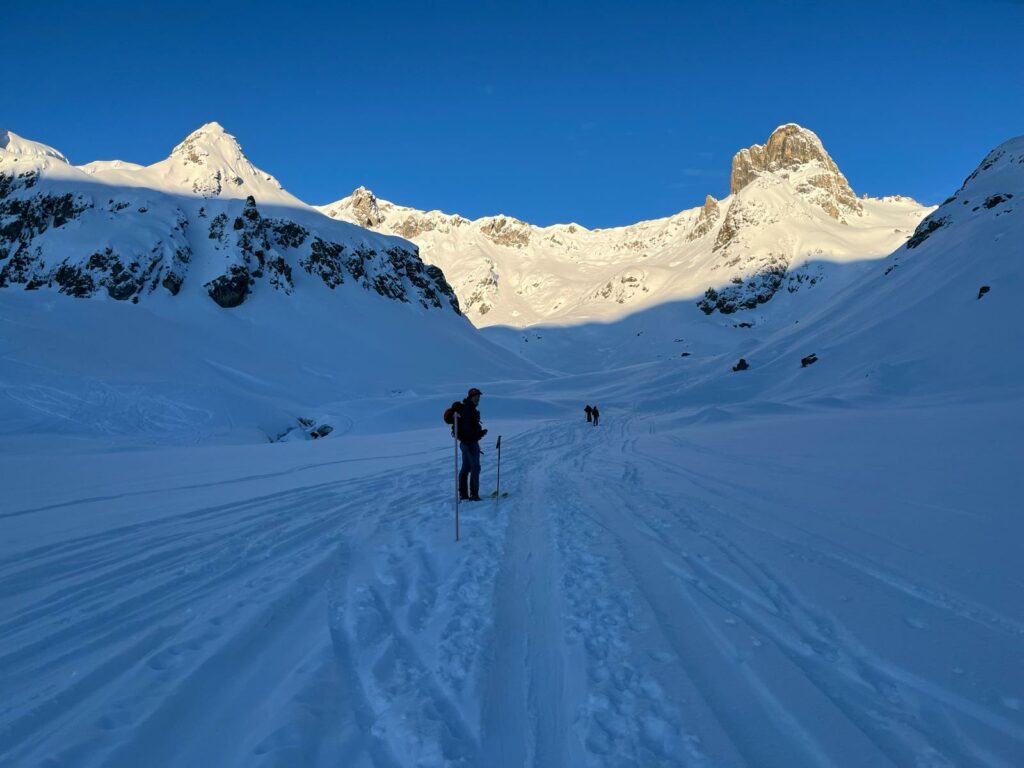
top-left (605, 423), bottom-right (1016, 767)
top-left (0, 466), bottom-right (417, 766)
top-left (0, 487), bottom-right (354, 676)
top-left (480, 429), bottom-right (574, 768)
top-left (321, 454), bottom-right (508, 766)
top-left (633, 435), bottom-right (1024, 641)
top-left (627, 431), bottom-right (1024, 710)
top-left (607, 428), bottom-right (899, 767)
top-left (0, 447), bottom-right (450, 520)
top-left (546, 425), bottom-right (706, 767)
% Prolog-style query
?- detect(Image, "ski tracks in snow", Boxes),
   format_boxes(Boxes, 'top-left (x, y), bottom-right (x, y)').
top-left (546, 434), bottom-right (706, 768)
top-left (327, 428), bottom-right (578, 767)
top-left (591, 421), bottom-right (1023, 768)
top-left (1, 471), bottom-right (419, 767)
top-left (327, 478), bottom-right (498, 767)
top-left (328, 424), bottom-right (707, 767)
top-left (4, 418), bottom-right (1022, 766)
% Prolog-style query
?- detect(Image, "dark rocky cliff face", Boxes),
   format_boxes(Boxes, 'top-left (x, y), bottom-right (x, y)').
top-left (0, 169), bottom-right (192, 299)
top-left (0, 172), bottom-right (460, 313)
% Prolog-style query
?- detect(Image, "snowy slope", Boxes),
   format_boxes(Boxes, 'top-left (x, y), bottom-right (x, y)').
top-left (0, 124), bottom-right (538, 444)
top-left (629, 133), bottom-right (1024, 407)
top-left (319, 125), bottom-right (932, 327)
top-left (0, 285), bottom-right (539, 446)
top-left (725, 134), bottom-right (1022, 400)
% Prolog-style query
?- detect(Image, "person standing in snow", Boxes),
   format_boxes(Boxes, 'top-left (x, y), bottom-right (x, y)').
top-left (592, 406), bottom-right (600, 426)
top-left (585, 404), bottom-right (593, 423)
top-left (457, 387), bottom-right (487, 501)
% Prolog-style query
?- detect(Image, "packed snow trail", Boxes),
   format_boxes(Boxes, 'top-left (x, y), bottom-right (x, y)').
top-left (1, 403), bottom-right (1022, 767)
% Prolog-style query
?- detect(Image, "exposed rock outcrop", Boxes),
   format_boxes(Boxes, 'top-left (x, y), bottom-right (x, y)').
top-left (687, 195), bottom-right (720, 241)
top-left (205, 264), bottom-right (251, 308)
top-left (0, 168), bottom-right (192, 298)
top-left (204, 196), bottom-right (293, 306)
top-left (347, 186), bottom-right (384, 228)
top-left (906, 215), bottom-right (949, 249)
top-left (1, 129), bottom-right (460, 314)
top-left (730, 124), bottom-right (862, 220)
top-left (480, 216), bottom-right (531, 247)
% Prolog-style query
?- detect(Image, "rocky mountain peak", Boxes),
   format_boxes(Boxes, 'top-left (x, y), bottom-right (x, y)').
top-left (170, 122), bottom-right (245, 167)
top-left (348, 186), bottom-right (384, 227)
top-left (730, 124), bottom-right (828, 193)
top-left (161, 122), bottom-right (285, 200)
top-left (730, 124), bottom-right (861, 220)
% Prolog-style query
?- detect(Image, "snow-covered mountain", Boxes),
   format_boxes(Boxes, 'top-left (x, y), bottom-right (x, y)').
top-left (0, 124), bottom-right (538, 444)
top-left (0, 123), bottom-right (458, 312)
top-left (486, 132), bottom-right (1022, 400)
top-left (319, 124), bottom-right (932, 327)
top-left (730, 130), bottom-right (1023, 396)
top-left (772, 131), bottom-right (1023, 396)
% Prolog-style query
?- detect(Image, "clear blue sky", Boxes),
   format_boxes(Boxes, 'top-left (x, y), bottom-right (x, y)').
top-left (4, 0), bottom-right (1022, 227)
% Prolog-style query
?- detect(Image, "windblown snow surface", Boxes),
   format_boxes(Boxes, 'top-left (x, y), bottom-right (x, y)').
top-left (2, 136), bottom-right (1023, 768)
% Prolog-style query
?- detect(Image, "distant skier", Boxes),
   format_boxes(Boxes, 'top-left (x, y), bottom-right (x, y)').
top-left (592, 406), bottom-right (600, 426)
top-left (457, 387), bottom-right (487, 501)
top-left (584, 404), bottom-right (593, 423)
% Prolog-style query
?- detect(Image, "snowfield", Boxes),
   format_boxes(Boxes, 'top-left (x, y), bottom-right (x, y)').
top-left (2, 399), bottom-right (1021, 767)
top-left (1, 131), bottom-right (1022, 766)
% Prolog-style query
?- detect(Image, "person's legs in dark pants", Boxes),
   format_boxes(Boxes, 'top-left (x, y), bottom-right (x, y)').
top-left (459, 441), bottom-right (481, 499)
top-left (459, 441), bottom-right (482, 499)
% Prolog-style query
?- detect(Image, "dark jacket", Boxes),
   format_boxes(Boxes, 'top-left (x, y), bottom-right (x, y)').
top-left (456, 398), bottom-right (485, 442)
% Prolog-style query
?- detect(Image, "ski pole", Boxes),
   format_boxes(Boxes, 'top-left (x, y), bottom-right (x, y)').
top-left (454, 412), bottom-right (460, 542)
top-left (495, 435), bottom-right (502, 498)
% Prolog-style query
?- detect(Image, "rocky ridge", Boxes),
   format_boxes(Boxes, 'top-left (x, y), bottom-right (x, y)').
top-left (319, 124), bottom-right (930, 327)
top-left (0, 127), bottom-right (460, 312)
top-left (885, 134), bottom-right (1021, 272)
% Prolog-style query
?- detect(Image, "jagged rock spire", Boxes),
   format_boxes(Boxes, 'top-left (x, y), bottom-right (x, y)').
top-left (730, 124), bottom-right (861, 220)
top-left (688, 194), bottom-right (721, 241)
top-left (348, 186), bottom-right (384, 227)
